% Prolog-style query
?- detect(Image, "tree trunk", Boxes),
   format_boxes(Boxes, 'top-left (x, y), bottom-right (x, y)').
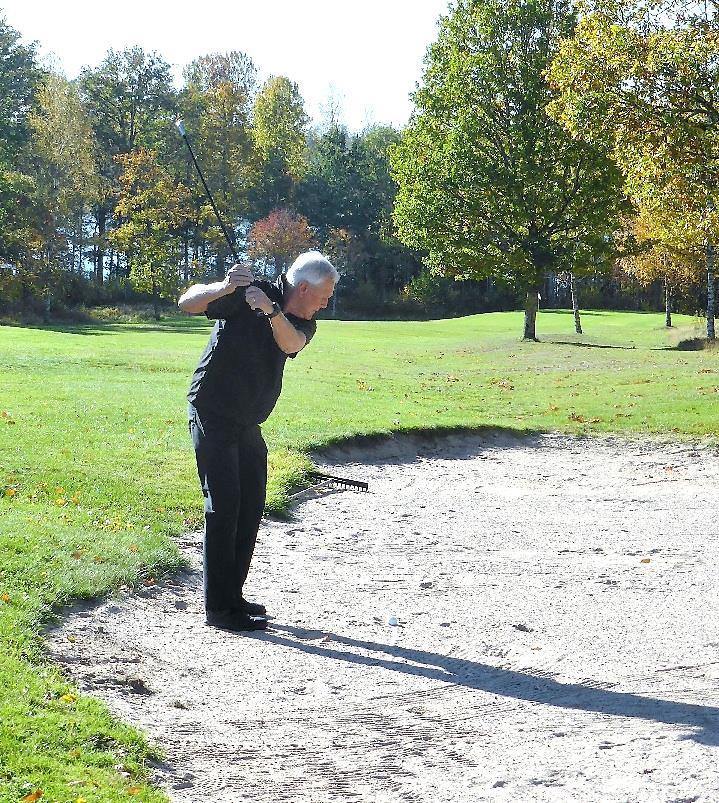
top-left (570, 272), bottom-right (582, 334)
top-left (707, 242), bottom-right (715, 341)
top-left (523, 285), bottom-right (541, 341)
top-left (152, 276), bottom-right (160, 321)
top-left (95, 206), bottom-right (106, 285)
top-left (664, 279), bottom-right (672, 328)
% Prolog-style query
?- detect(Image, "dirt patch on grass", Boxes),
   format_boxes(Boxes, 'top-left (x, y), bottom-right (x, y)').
top-left (46, 432), bottom-right (719, 802)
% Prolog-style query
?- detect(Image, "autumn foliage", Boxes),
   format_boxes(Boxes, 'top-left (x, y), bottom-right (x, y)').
top-left (247, 208), bottom-right (314, 277)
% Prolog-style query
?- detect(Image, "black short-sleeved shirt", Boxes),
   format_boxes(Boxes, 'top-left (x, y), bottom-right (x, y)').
top-left (187, 274), bottom-right (316, 426)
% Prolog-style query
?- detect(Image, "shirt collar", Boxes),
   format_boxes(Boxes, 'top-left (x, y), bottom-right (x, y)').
top-left (273, 273), bottom-right (291, 303)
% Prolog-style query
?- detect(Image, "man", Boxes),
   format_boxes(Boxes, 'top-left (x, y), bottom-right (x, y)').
top-left (178, 251), bottom-right (338, 631)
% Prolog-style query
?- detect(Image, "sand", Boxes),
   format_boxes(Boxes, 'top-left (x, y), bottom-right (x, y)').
top-left (46, 432), bottom-right (719, 802)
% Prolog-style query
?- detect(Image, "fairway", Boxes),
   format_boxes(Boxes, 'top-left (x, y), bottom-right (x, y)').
top-left (1, 308), bottom-right (718, 801)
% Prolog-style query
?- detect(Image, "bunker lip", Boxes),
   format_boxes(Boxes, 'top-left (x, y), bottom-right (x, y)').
top-left (45, 432), bottom-right (719, 802)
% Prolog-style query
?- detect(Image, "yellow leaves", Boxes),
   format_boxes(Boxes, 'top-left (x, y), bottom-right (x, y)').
top-left (71, 550), bottom-right (84, 559)
top-left (127, 786), bottom-right (141, 795)
top-left (640, 558), bottom-right (651, 564)
top-left (356, 379), bottom-right (374, 392)
top-left (59, 692), bottom-right (77, 704)
top-left (21, 791), bottom-right (43, 802)
top-left (1, 410), bottom-right (16, 425)
top-left (1, 593), bottom-right (11, 604)
top-left (129, 544), bottom-right (139, 553)
top-left (3, 486), bottom-right (17, 498)
top-left (55, 497), bottom-right (67, 507)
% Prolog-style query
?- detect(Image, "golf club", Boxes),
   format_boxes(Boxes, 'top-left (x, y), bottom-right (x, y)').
top-left (176, 119), bottom-right (265, 315)
top-left (175, 119), bottom-right (240, 262)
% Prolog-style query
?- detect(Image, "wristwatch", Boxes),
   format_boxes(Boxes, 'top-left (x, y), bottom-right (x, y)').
top-left (264, 302), bottom-right (282, 319)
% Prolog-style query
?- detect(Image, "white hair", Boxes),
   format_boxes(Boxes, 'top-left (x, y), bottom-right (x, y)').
top-left (286, 251), bottom-right (339, 287)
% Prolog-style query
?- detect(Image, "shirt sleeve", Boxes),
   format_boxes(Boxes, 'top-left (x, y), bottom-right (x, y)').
top-left (286, 317), bottom-right (317, 358)
top-left (204, 287), bottom-right (247, 320)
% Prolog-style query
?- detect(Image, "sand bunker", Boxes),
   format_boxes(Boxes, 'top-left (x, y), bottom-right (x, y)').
top-left (46, 432), bottom-right (719, 802)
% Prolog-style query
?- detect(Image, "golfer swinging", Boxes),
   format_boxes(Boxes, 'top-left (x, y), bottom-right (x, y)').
top-left (179, 252), bottom-right (338, 631)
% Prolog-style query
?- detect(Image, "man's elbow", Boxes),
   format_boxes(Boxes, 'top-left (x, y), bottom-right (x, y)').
top-left (283, 334), bottom-right (307, 355)
top-left (178, 294), bottom-right (205, 315)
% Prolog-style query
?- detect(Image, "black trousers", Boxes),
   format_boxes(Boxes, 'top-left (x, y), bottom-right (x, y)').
top-left (188, 404), bottom-right (268, 613)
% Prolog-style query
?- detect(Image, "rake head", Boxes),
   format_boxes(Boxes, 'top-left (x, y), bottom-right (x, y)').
top-left (308, 470), bottom-right (369, 492)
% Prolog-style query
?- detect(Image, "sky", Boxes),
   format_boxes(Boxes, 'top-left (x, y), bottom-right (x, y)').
top-left (0, 0), bottom-right (451, 132)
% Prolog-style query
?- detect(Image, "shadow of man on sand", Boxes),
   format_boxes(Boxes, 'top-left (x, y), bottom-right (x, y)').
top-left (254, 624), bottom-right (719, 747)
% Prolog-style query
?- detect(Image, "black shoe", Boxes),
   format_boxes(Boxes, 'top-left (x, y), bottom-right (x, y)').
top-left (239, 597), bottom-right (267, 616)
top-left (206, 609), bottom-right (267, 631)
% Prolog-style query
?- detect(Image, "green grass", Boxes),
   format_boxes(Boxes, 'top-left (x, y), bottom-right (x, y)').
top-left (1, 308), bottom-right (717, 801)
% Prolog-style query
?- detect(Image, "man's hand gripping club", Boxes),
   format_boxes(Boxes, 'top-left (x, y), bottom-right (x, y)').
top-left (178, 264), bottom-right (254, 315)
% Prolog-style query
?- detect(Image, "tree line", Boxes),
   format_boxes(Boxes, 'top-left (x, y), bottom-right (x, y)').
top-left (0, 20), bottom-right (425, 320)
top-left (1, 3), bottom-right (717, 333)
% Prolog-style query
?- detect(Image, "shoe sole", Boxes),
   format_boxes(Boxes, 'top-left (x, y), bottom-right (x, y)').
top-left (206, 616), bottom-right (268, 632)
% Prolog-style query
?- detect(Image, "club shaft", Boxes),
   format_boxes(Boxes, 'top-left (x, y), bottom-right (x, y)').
top-left (180, 132), bottom-right (239, 262)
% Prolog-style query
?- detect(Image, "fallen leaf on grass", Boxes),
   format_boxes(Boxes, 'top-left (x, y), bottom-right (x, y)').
top-left (127, 787), bottom-right (141, 795)
top-left (640, 558), bottom-right (651, 564)
top-left (1, 593), bottom-right (10, 604)
top-left (21, 791), bottom-right (43, 802)
top-left (70, 550), bottom-right (83, 559)
top-left (59, 693), bottom-right (77, 704)
top-left (129, 544), bottom-right (139, 552)
top-left (490, 378), bottom-right (514, 391)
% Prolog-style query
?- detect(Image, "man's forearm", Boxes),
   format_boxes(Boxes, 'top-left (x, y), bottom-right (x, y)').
top-left (178, 281), bottom-right (231, 314)
top-left (269, 312), bottom-right (307, 354)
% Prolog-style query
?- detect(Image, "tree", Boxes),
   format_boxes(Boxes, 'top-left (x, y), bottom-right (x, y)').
top-left (0, 15), bottom-right (44, 307)
top-left (79, 47), bottom-right (178, 284)
top-left (28, 73), bottom-right (99, 318)
top-left (109, 148), bottom-right (191, 319)
top-left (247, 208), bottom-right (314, 278)
top-left (547, 0), bottom-right (719, 337)
top-left (251, 76), bottom-right (309, 216)
top-left (0, 16), bottom-right (42, 160)
top-left (617, 209), bottom-right (704, 327)
top-left (390, 0), bottom-right (626, 340)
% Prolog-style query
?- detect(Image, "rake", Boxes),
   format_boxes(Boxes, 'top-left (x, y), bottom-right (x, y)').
top-left (308, 470), bottom-right (369, 492)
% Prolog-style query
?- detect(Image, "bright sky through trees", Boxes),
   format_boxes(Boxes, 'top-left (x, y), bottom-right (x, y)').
top-left (0, 0), bottom-right (449, 132)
